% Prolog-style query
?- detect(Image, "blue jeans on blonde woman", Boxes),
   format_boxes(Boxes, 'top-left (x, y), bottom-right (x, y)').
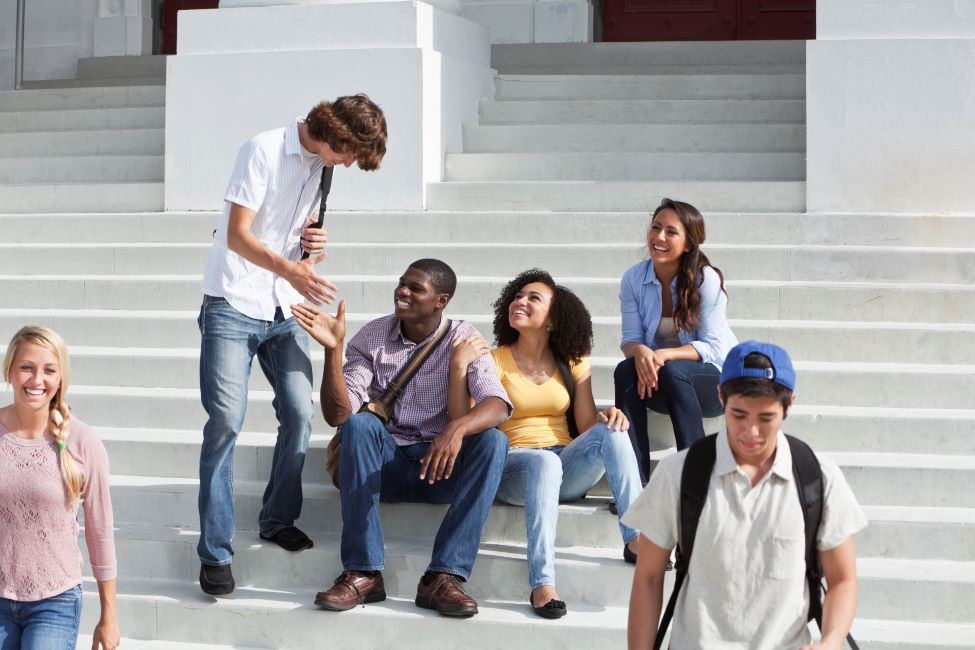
top-left (197, 295), bottom-right (314, 566)
top-left (0, 585), bottom-right (82, 650)
top-left (495, 422), bottom-right (641, 589)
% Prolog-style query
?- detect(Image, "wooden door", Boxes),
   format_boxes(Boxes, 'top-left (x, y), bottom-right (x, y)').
top-left (602, 0), bottom-right (815, 41)
top-left (162, 0), bottom-right (221, 55)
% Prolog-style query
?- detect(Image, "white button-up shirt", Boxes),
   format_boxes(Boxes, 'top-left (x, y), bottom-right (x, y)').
top-left (202, 119), bottom-right (324, 321)
top-left (622, 428), bottom-right (867, 650)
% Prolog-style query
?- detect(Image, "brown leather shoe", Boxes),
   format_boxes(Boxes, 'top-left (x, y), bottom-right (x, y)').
top-left (414, 572), bottom-right (478, 617)
top-left (314, 571), bottom-right (386, 611)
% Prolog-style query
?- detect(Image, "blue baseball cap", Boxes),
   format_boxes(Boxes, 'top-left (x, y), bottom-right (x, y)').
top-left (720, 340), bottom-right (796, 391)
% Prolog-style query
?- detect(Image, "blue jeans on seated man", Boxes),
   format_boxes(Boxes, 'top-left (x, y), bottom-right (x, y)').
top-left (0, 585), bottom-right (82, 650)
top-left (339, 412), bottom-right (508, 580)
top-left (197, 295), bottom-right (314, 566)
top-left (614, 356), bottom-right (724, 485)
top-left (495, 422), bottom-right (641, 589)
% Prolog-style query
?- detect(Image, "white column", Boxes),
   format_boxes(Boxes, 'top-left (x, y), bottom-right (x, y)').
top-left (93, 0), bottom-right (153, 56)
top-left (807, 0), bottom-right (975, 213)
top-left (165, 1), bottom-right (493, 210)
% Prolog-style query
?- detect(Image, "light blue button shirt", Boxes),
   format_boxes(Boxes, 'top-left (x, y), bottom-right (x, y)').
top-left (619, 260), bottom-right (737, 368)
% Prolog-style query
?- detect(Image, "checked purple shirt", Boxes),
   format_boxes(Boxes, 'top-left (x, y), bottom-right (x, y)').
top-left (343, 314), bottom-right (511, 445)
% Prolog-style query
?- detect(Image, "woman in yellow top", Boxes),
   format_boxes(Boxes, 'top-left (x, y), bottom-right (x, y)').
top-left (449, 269), bottom-right (642, 619)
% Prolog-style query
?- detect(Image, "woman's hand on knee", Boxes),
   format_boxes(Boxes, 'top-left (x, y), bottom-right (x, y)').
top-left (598, 406), bottom-right (628, 432)
top-left (632, 345), bottom-right (662, 398)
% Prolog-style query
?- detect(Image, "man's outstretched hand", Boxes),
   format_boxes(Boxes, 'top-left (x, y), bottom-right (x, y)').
top-left (292, 300), bottom-right (346, 350)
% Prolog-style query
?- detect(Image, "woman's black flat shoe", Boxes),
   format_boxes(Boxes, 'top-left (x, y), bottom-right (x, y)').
top-left (530, 594), bottom-right (567, 619)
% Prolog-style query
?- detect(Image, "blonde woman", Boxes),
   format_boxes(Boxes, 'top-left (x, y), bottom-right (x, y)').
top-left (0, 326), bottom-right (119, 650)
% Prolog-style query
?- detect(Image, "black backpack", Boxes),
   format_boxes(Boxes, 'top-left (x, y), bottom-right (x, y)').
top-left (653, 433), bottom-right (859, 650)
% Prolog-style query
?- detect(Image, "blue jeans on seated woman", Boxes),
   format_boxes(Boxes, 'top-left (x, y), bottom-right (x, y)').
top-left (0, 585), bottom-right (82, 650)
top-left (495, 422), bottom-right (641, 589)
top-left (614, 357), bottom-right (724, 485)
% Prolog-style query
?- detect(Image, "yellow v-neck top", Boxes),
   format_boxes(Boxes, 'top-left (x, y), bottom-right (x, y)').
top-left (490, 346), bottom-right (590, 448)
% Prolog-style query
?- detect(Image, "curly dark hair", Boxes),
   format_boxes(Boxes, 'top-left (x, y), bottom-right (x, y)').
top-left (492, 269), bottom-right (593, 364)
top-left (305, 94), bottom-right (387, 171)
top-left (651, 198), bottom-right (727, 333)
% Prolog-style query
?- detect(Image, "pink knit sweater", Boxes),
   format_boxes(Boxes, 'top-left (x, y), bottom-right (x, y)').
top-left (0, 416), bottom-right (117, 601)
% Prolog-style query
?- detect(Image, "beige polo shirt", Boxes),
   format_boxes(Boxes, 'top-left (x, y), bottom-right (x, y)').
top-left (622, 428), bottom-right (867, 650)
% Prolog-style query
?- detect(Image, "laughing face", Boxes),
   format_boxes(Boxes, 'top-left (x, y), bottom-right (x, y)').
top-left (647, 208), bottom-right (690, 268)
top-left (9, 342), bottom-right (61, 413)
top-left (393, 267), bottom-right (449, 323)
top-left (508, 281), bottom-right (554, 334)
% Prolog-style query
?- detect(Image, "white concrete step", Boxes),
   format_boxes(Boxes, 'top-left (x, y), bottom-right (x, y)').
top-left (19, 77), bottom-right (164, 89)
top-left (78, 577), bottom-right (628, 649)
top-left (0, 155), bottom-right (162, 183)
top-left (0, 182), bottom-right (163, 213)
top-left (0, 85), bottom-right (164, 112)
top-left (443, 152), bottom-right (806, 181)
top-left (858, 507), bottom-right (975, 562)
top-left (463, 123), bottom-right (806, 153)
top-left (851, 619), bottom-right (975, 650)
top-left (495, 73), bottom-right (805, 100)
top-left (3, 309), bottom-right (973, 365)
top-left (425, 180), bottom-right (806, 212)
top-left (3, 242), bottom-right (972, 284)
top-left (76, 55), bottom-right (167, 80)
top-left (77, 636), bottom-right (262, 650)
top-left (478, 98), bottom-right (805, 125)
top-left (2, 212), bottom-right (972, 248)
top-left (2, 275), bottom-right (972, 323)
top-left (856, 558), bottom-right (975, 625)
top-left (0, 128), bottom-right (164, 157)
top-left (0, 106), bottom-right (164, 133)
top-left (491, 41), bottom-right (805, 73)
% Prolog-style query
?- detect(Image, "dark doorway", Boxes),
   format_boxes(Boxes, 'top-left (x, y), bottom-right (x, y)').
top-left (601, 0), bottom-right (815, 42)
top-left (162, 0), bottom-right (221, 55)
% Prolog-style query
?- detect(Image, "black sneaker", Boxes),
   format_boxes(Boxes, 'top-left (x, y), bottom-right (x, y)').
top-left (200, 563), bottom-right (235, 596)
top-left (260, 526), bottom-right (314, 551)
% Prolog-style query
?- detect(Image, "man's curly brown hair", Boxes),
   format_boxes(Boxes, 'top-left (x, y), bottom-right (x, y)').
top-left (492, 269), bottom-right (593, 364)
top-left (305, 94), bottom-right (387, 171)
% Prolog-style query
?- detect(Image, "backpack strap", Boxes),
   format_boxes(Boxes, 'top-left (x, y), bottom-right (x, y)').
top-left (554, 357), bottom-right (581, 438)
top-left (300, 164), bottom-right (334, 261)
top-left (786, 434), bottom-right (861, 650)
top-left (654, 434), bottom-right (718, 650)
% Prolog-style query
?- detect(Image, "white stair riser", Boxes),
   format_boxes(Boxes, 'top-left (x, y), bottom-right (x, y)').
top-left (0, 129), bottom-right (164, 157)
top-left (0, 85), bottom-right (164, 112)
top-left (0, 183), bottom-right (163, 213)
top-left (0, 156), bottom-right (162, 183)
top-left (479, 99), bottom-right (805, 125)
top-left (495, 74), bottom-right (805, 101)
top-left (443, 152), bottom-right (806, 182)
top-left (0, 107), bottom-right (165, 133)
top-left (76, 55), bottom-right (168, 80)
top-left (426, 181), bottom-right (806, 212)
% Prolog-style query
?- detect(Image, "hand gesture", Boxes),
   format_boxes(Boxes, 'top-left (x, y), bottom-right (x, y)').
top-left (598, 406), bottom-right (628, 432)
top-left (633, 345), bottom-right (665, 399)
top-left (292, 300), bottom-right (346, 350)
top-left (419, 422), bottom-right (464, 484)
top-left (287, 254), bottom-right (337, 305)
top-left (451, 334), bottom-right (490, 372)
top-left (300, 215), bottom-right (328, 256)
top-left (91, 617), bottom-right (120, 650)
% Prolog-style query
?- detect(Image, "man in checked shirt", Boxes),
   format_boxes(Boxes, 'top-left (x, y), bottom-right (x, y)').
top-left (292, 259), bottom-right (511, 617)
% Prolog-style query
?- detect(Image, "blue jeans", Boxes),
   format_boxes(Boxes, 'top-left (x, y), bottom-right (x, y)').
top-left (0, 585), bottom-right (82, 650)
top-left (614, 357), bottom-right (724, 484)
top-left (338, 412), bottom-right (508, 580)
top-left (495, 422), bottom-right (641, 589)
top-left (197, 295), bottom-right (314, 566)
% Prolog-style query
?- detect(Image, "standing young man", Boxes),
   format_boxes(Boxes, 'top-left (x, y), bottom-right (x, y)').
top-left (624, 341), bottom-right (867, 649)
top-left (197, 95), bottom-right (387, 596)
top-left (292, 259), bottom-right (511, 617)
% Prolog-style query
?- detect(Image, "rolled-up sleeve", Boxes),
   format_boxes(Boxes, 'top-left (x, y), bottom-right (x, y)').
top-left (620, 264), bottom-right (647, 349)
top-left (343, 333), bottom-right (375, 413)
top-left (689, 267), bottom-right (737, 368)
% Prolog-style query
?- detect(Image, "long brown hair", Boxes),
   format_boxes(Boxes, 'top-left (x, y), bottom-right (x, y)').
top-left (3, 326), bottom-right (83, 500)
top-left (650, 198), bottom-right (726, 334)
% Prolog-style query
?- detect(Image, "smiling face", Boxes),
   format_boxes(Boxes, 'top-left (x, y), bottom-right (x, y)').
top-left (508, 281), bottom-right (554, 334)
top-left (647, 208), bottom-right (690, 269)
top-left (9, 342), bottom-right (61, 413)
top-left (393, 267), bottom-right (449, 323)
top-left (720, 392), bottom-right (793, 466)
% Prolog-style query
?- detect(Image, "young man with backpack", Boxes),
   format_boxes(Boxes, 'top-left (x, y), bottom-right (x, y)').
top-left (623, 341), bottom-right (867, 649)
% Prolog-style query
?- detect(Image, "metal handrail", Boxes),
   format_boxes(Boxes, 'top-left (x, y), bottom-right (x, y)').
top-left (14, 0), bottom-right (25, 89)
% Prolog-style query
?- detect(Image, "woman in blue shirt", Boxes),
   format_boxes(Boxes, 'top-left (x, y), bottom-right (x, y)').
top-left (614, 198), bottom-right (737, 485)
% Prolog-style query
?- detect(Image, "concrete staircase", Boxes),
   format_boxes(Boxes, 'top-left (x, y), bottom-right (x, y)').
top-left (0, 41), bottom-right (973, 648)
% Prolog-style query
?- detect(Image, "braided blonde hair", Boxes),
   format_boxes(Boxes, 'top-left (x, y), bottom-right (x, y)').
top-left (3, 325), bottom-right (83, 500)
